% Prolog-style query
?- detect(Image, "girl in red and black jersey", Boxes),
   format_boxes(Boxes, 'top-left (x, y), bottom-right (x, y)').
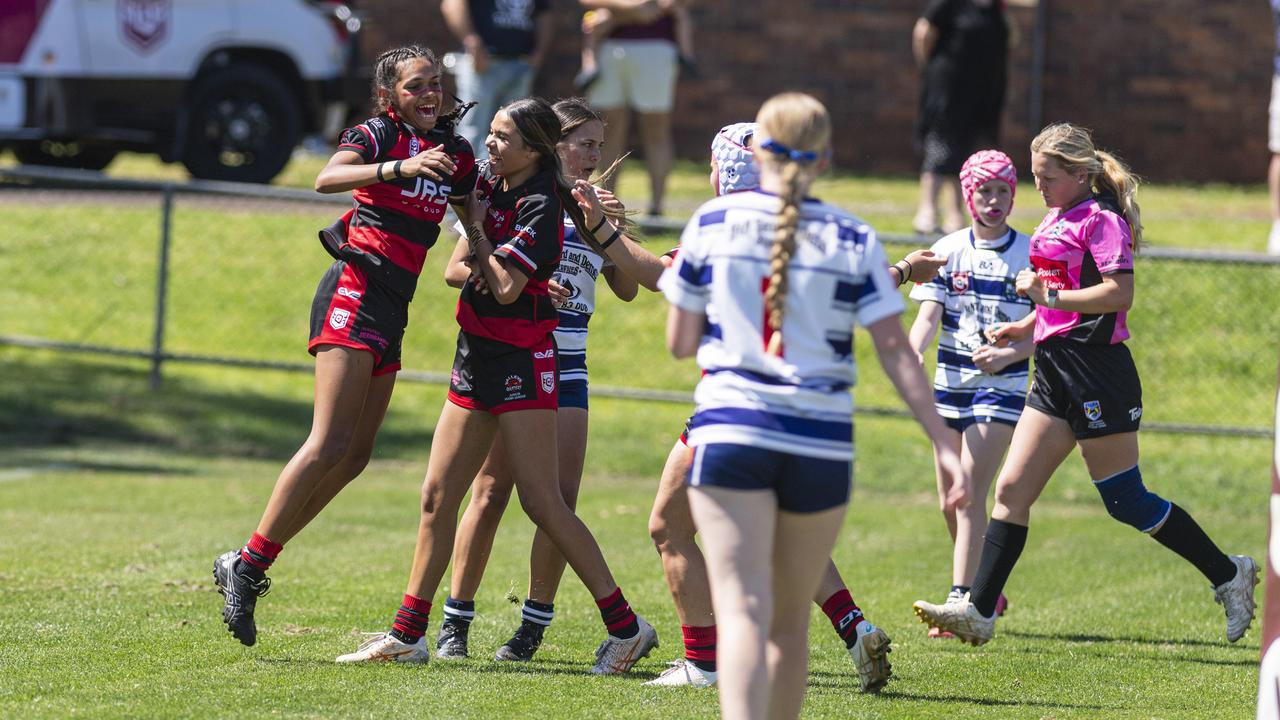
top-left (338, 98), bottom-right (658, 673)
top-left (214, 45), bottom-right (477, 648)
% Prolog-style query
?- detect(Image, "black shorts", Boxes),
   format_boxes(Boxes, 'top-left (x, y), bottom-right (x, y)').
top-left (1025, 339), bottom-right (1143, 439)
top-left (308, 261), bottom-right (407, 376)
top-left (447, 331), bottom-right (558, 414)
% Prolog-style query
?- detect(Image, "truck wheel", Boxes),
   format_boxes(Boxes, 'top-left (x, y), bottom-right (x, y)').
top-left (181, 66), bottom-right (301, 184)
top-left (11, 140), bottom-right (118, 171)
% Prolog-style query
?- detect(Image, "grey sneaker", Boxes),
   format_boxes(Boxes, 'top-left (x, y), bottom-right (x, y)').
top-left (1213, 555), bottom-right (1259, 643)
top-left (849, 621), bottom-right (892, 693)
top-left (590, 616), bottom-right (658, 675)
top-left (435, 618), bottom-right (470, 659)
top-left (913, 594), bottom-right (995, 646)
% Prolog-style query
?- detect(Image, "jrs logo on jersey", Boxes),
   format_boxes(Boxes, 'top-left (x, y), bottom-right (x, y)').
top-left (329, 308), bottom-right (351, 330)
top-left (400, 177), bottom-right (452, 205)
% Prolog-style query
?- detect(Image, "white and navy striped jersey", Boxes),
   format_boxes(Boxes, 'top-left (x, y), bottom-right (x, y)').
top-left (552, 217), bottom-right (610, 385)
top-left (660, 190), bottom-right (904, 461)
top-left (909, 228), bottom-right (1033, 423)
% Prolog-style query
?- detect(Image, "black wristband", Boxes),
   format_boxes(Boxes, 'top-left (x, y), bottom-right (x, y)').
top-left (590, 215), bottom-right (609, 234)
top-left (376, 163), bottom-right (385, 183)
top-left (902, 259), bottom-right (913, 284)
top-left (392, 159), bottom-right (404, 178)
top-left (600, 228), bottom-right (621, 250)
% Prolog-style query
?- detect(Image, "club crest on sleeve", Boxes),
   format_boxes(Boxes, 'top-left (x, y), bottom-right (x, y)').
top-left (329, 308), bottom-right (351, 330)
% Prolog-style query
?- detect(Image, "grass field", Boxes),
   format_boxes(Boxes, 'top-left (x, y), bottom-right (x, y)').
top-left (1, 154), bottom-right (1275, 717)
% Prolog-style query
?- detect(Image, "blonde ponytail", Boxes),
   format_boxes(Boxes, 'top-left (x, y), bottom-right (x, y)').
top-left (1094, 149), bottom-right (1143, 250)
top-left (765, 162), bottom-right (804, 356)
top-left (753, 92), bottom-right (832, 357)
top-left (1031, 122), bottom-right (1144, 252)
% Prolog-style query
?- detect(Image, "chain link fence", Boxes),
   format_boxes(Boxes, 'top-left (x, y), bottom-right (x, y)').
top-left (3, 167), bottom-right (1277, 437)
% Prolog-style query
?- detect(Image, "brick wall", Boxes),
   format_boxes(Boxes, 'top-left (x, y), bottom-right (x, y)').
top-left (359, 1), bottom-right (1272, 183)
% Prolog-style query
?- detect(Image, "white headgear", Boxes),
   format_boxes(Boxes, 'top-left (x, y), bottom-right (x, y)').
top-left (711, 122), bottom-right (759, 195)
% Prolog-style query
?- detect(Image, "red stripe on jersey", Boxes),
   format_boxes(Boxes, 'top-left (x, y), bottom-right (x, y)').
top-left (455, 299), bottom-right (556, 349)
top-left (346, 224), bottom-right (428, 278)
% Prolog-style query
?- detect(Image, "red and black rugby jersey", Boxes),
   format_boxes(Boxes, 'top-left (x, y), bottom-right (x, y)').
top-left (332, 109), bottom-right (478, 301)
top-left (456, 163), bottom-right (566, 348)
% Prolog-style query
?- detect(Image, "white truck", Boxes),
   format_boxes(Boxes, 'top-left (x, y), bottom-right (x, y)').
top-left (0, 0), bottom-right (363, 183)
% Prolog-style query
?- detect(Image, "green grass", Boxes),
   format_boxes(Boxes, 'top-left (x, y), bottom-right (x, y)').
top-left (0, 349), bottom-right (1269, 719)
top-left (3, 185), bottom-right (1277, 431)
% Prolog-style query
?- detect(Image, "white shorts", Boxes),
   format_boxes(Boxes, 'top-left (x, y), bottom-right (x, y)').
top-left (588, 39), bottom-right (678, 114)
top-left (1269, 75), bottom-right (1280, 153)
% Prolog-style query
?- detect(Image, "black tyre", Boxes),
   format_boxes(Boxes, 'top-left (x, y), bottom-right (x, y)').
top-left (181, 65), bottom-right (302, 184)
top-left (11, 140), bottom-right (118, 171)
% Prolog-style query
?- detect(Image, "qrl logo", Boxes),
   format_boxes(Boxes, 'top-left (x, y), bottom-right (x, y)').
top-left (329, 308), bottom-right (351, 330)
top-left (119, 0), bottom-right (171, 54)
top-left (401, 177), bottom-right (452, 206)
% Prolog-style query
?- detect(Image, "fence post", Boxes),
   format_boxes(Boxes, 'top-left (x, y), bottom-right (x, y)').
top-left (149, 185), bottom-right (173, 390)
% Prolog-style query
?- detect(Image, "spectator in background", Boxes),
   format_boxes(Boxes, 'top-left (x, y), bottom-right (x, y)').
top-left (443, 0), bottom-right (553, 153)
top-left (912, 0), bottom-right (1009, 236)
top-left (1268, 0), bottom-right (1280, 254)
top-left (579, 0), bottom-right (696, 217)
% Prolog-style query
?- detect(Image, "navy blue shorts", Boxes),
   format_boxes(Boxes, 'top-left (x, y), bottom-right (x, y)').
top-left (686, 443), bottom-right (850, 513)
top-left (943, 414), bottom-right (1018, 434)
top-left (559, 379), bottom-right (589, 410)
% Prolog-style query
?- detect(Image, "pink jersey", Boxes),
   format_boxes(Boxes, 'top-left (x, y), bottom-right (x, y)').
top-left (1029, 196), bottom-right (1134, 345)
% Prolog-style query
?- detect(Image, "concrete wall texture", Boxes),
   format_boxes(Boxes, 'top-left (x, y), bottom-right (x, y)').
top-left (360, 1), bottom-right (1273, 183)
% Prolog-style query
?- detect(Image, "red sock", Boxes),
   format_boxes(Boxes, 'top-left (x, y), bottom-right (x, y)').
top-left (239, 532), bottom-right (282, 571)
top-left (819, 589), bottom-right (864, 648)
top-left (682, 624), bottom-right (717, 672)
top-left (390, 593), bottom-right (432, 644)
top-left (595, 587), bottom-right (639, 638)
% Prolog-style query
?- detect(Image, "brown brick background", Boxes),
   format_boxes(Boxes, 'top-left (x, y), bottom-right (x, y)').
top-left (359, 0), bottom-right (1272, 183)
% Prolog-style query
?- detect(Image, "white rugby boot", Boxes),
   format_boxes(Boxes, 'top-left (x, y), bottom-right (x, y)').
top-left (849, 621), bottom-right (892, 693)
top-left (336, 632), bottom-right (430, 664)
top-left (913, 593), bottom-right (995, 646)
top-left (1213, 555), bottom-right (1259, 643)
top-left (642, 659), bottom-right (717, 687)
top-left (590, 616), bottom-right (659, 675)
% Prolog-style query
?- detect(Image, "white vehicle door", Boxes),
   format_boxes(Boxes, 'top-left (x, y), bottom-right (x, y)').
top-left (77, 0), bottom-right (233, 78)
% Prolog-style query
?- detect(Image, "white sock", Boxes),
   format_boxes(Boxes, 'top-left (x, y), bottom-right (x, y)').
top-left (1269, 221), bottom-right (1280, 255)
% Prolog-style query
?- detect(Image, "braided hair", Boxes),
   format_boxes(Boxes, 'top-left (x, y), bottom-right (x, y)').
top-left (371, 44), bottom-right (474, 152)
top-left (753, 93), bottom-right (832, 357)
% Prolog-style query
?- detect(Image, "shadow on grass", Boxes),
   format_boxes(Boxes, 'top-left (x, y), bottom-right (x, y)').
top-left (1003, 629), bottom-right (1254, 651)
top-left (255, 655), bottom-right (611, 680)
top-left (0, 354), bottom-right (432, 461)
top-left (875, 689), bottom-right (1105, 711)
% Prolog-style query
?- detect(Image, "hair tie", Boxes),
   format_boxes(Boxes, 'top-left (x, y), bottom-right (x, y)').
top-left (760, 139), bottom-right (818, 163)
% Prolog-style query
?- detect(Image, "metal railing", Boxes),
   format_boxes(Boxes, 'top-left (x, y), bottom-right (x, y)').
top-left (2, 165), bottom-right (1276, 438)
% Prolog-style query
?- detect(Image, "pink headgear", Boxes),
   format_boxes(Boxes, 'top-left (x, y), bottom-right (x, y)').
top-left (959, 149), bottom-right (1017, 223)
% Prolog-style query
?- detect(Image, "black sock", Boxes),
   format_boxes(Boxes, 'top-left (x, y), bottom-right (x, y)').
top-left (1151, 504), bottom-right (1236, 586)
top-left (970, 519), bottom-right (1028, 618)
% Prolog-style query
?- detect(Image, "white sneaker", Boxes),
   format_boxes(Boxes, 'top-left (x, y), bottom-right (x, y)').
top-left (848, 621), bottom-right (892, 693)
top-left (1213, 555), bottom-right (1259, 643)
top-left (642, 659), bottom-right (717, 687)
top-left (590, 616), bottom-right (659, 675)
top-left (913, 594), bottom-right (995, 646)
top-left (335, 632), bottom-right (430, 664)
